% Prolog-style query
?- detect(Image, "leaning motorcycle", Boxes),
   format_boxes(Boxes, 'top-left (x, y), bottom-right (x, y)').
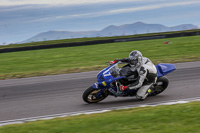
top-left (82, 62), bottom-right (176, 103)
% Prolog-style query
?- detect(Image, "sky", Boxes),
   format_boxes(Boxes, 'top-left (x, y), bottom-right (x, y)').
top-left (0, 0), bottom-right (200, 44)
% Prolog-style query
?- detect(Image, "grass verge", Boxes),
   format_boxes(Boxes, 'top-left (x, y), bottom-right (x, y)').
top-left (0, 35), bottom-right (200, 80)
top-left (0, 101), bottom-right (200, 133)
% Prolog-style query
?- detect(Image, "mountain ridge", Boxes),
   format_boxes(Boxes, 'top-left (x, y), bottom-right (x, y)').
top-left (21, 22), bottom-right (198, 43)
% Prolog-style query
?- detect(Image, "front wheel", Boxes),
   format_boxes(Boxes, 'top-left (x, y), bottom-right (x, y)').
top-left (149, 76), bottom-right (169, 96)
top-left (82, 86), bottom-right (109, 103)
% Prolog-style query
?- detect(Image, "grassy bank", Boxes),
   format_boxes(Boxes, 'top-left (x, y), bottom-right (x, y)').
top-left (0, 35), bottom-right (200, 79)
top-left (0, 102), bottom-right (200, 133)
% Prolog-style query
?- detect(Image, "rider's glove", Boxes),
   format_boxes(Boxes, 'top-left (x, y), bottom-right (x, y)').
top-left (110, 59), bottom-right (118, 65)
top-left (120, 85), bottom-right (129, 91)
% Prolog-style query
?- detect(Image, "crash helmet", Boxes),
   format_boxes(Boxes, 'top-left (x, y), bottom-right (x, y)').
top-left (129, 50), bottom-right (143, 67)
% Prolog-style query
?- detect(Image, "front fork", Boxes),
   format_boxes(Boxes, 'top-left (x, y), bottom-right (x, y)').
top-left (95, 88), bottom-right (107, 98)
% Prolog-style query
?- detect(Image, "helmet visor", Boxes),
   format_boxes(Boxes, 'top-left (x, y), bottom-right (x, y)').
top-left (130, 59), bottom-right (138, 66)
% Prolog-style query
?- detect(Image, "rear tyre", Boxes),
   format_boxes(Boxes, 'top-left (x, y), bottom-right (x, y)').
top-left (149, 76), bottom-right (169, 96)
top-left (82, 86), bottom-right (109, 103)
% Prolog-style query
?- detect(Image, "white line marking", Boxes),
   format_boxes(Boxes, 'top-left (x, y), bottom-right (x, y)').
top-left (0, 97), bottom-right (200, 126)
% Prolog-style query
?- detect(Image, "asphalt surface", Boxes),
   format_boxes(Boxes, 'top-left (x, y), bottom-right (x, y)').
top-left (0, 61), bottom-right (200, 121)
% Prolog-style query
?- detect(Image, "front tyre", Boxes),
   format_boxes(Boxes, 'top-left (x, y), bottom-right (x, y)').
top-left (82, 86), bottom-right (109, 103)
top-left (149, 76), bottom-right (169, 96)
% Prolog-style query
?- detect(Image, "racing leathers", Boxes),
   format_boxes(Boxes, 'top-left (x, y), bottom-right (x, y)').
top-left (118, 57), bottom-right (157, 100)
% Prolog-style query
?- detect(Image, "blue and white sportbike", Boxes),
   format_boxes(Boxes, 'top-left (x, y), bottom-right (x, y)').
top-left (82, 62), bottom-right (176, 103)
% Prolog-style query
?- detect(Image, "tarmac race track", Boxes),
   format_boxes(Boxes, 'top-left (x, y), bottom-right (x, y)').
top-left (0, 61), bottom-right (200, 122)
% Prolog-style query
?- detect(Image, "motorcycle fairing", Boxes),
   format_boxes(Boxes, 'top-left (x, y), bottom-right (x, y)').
top-left (156, 63), bottom-right (176, 78)
top-left (97, 64), bottom-right (114, 82)
top-left (92, 76), bottom-right (125, 89)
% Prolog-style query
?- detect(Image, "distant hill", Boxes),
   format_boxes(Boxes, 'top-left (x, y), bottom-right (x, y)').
top-left (20, 22), bottom-right (198, 43)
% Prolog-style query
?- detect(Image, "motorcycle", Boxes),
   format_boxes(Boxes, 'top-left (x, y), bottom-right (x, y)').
top-left (82, 62), bottom-right (176, 103)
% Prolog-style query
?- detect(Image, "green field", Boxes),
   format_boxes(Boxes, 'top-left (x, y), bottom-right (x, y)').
top-left (0, 102), bottom-right (199, 133)
top-left (0, 35), bottom-right (200, 79)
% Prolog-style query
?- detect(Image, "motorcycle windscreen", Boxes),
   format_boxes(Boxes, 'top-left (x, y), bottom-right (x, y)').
top-left (156, 63), bottom-right (176, 78)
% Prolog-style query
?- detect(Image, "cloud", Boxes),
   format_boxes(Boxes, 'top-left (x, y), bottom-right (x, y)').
top-left (28, 0), bottom-right (200, 22)
top-left (1, 0), bottom-right (200, 44)
top-left (0, 0), bottom-right (145, 6)
top-left (105, 1), bottom-right (200, 14)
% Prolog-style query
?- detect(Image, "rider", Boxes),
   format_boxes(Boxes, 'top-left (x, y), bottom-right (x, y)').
top-left (110, 50), bottom-right (157, 100)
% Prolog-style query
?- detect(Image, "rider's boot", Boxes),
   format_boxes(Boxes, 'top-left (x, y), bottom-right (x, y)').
top-left (136, 84), bottom-right (152, 101)
top-left (136, 90), bottom-right (149, 101)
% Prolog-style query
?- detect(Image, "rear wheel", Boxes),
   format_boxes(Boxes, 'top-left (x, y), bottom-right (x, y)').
top-left (82, 86), bottom-right (109, 103)
top-left (149, 76), bottom-right (169, 96)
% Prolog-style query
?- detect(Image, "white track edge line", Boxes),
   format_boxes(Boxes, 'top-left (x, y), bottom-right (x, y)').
top-left (0, 97), bottom-right (200, 126)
